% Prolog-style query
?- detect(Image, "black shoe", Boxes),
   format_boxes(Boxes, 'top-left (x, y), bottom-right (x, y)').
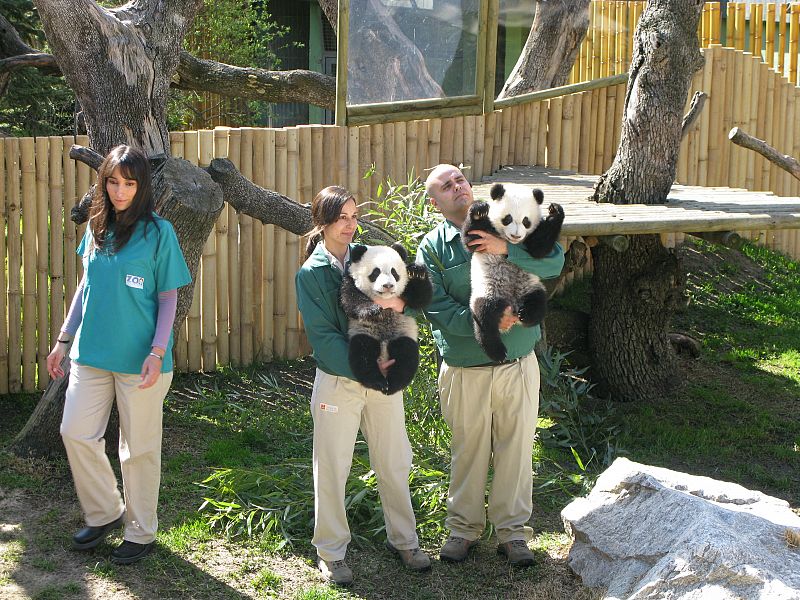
top-left (110, 540), bottom-right (155, 565)
top-left (72, 514), bottom-right (125, 550)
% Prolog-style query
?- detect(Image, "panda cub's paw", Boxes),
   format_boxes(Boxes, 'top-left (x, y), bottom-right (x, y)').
top-left (548, 202), bottom-right (564, 220)
top-left (406, 263), bottom-right (429, 280)
top-left (468, 200), bottom-right (490, 222)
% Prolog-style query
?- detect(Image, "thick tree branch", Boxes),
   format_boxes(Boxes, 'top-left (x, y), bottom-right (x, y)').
top-left (207, 158), bottom-right (393, 243)
top-left (681, 91), bottom-right (707, 139)
top-left (0, 52), bottom-right (60, 74)
top-left (174, 52), bottom-right (336, 109)
top-left (69, 144), bottom-right (103, 170)
top-left (0, 14), bottom-right (37, 57)
top-left (729, 127), bottom-right (800, 180)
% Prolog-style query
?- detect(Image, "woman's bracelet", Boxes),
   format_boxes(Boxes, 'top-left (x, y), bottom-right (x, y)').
top-left (148, 352), bottom-right (163, 360)
top-left (57, 338), bottom-right (71, 344)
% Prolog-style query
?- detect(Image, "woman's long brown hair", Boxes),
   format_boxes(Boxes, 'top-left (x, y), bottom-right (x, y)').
top-left (89, 145), bottom-right (157, 253)
top-left (304, 186), bottom-right (356, 258)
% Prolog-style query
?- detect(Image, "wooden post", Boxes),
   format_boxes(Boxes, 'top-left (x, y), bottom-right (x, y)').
top-left (428, 118), bottom-right (442, 171)
top-left (238, 128), bottom-right (254, 366)
top-left (560, 95), bottom-right (574, 170)
top-left (35, 137), bottom-right (49, 388)
top-left (251, 129), bottom-right (265, 356)
top-left (286, 127), bottom-right (300, 358)
top-left (720, 49), bottom-right (735, 184)
top-left (358, 125), bottom-right (372, 207)
top-left (262, 128), bottom-right (276, 363)
top-left (274, 129), bottom-right (288, 358)
top-left (198, 130), bottom-right (217, 371)
top-left (225, 129), bottom-right (241, 366)
top-left (548, 97), bottom-right (563, 169)
top-left (370, 123), bottom-right (384, 199)
top-left (779, 4), bottom-right (788, 77)
top-left (395, 121), bottom-right (408, 181)
top-left (734, 3), bottom-right (745, 50)
top-left (6, 138), bottom-right (21, 392)
top-left (464, 115), bottom-right (476, 176)
top-left (499, 110), bottom-right (511, 167)
top-left (382, 121), bottom-right (395, 182)
top-left (754, 60), bottom-right (769, 190)
top-left (763, 64), bottom-right (776, 190)
top-left (791, 4), bottom-right (800, 85)
top-left (182, 131), bottom-right (203, 372)
top-left (20, 137), bottom-right (37, 391)
top-left (766, 4), bottom-right (776, 68)
top-left (474, 116), bottom-right (485, 180)
top-left (594, 86), bottom-right (608, 173)
top-left (212, 128), bottom-right (230, 367)
top-left (698, 48), bottom-right (714, 186)
top-left (483, 113), bottom-right (495, 175)
top-left (752, 4), bottom-right (763, 59)
top-left (48, 137), bottom-right (64, 362)
top-left (62, 136), bottom-right (77, 311)
top-left (707, 47), bottom-right (725, 186)
top-left (0, 141), bottom-right (7, 393)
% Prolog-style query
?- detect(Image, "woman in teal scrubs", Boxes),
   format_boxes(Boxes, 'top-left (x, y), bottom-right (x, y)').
top-left (46, 145), bottom-right (191, 565)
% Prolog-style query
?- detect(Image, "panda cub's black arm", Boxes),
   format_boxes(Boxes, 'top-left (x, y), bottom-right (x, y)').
top-left (340, 275), bottom-right (382, 320)
top-left (524, 202), bottom-right (565, 258)
top-left (461, 201), bottom-right (498, 253)
top-left (401, 264), bottom-right (433, 310)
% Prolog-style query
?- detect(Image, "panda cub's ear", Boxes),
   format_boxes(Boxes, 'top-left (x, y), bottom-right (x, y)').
top-left (532, 188), bottom-right (544, 205)
top-left (350, 244), bottom-right (369, 263)
top-left (490, 183), bottom-right (505, 200)
top-left (390, 242), bottom-right (408, 263)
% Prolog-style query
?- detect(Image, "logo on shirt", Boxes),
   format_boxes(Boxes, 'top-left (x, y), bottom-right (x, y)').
top-left (126, 274), bottom-right (145, 289)
top-left (319, 403), bottom-right (338, 414)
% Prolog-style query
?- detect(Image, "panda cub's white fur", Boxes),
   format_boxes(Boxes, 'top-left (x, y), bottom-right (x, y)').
top-left (339, 243), bottom-right (433, 395)
top-left (462, 182), bottom-right (564, 363)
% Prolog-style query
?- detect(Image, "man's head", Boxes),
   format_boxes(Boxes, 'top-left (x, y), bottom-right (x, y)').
top-left (425, 164), bottom-right (473, 225)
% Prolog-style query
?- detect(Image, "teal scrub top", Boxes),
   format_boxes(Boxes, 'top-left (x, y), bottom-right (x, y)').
top-left (70, 214), bottom-right (192, 374)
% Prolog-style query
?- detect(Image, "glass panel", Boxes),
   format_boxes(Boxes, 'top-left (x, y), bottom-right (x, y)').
top-left (346, 0), bottom-right (481, 106)
top-left (496, 0), bottom-right (535, 99)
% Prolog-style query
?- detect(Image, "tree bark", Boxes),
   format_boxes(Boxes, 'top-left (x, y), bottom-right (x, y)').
top-left (729, 127), bottom-right (800, 180)
top-left (497, 0), bottom-right (590, 99)
top-left (589, 0), bottom-right (704, 402)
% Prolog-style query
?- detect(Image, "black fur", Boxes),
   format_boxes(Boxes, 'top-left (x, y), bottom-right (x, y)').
top-left (339, 244), bottom-right (432, 394)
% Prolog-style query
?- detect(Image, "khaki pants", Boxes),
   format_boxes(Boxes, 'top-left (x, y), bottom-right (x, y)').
top-left (311, 369), bottom-right (419, 561)
top-left (438, 353), bottom-right (540, 543)
top-left (60, 362), bottom-right (172, 544)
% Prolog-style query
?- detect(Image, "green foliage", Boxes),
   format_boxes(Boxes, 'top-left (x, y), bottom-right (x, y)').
top-left (0, 0), bottom-right (76, 136)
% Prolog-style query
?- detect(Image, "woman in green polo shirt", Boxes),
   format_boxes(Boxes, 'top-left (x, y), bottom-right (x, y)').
top-left (46, 145), bottom-right (191, 565)
top-left (295, 186), bottom-right (430, 586)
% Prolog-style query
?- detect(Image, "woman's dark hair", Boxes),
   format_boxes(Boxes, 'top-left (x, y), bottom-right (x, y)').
top-left (304, 185), bottom-right (356, 258)
top-left (89, 144), bottom-right (156, 253)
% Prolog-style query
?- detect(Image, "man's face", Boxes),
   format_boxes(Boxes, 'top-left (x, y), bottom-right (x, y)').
top-left (427, 165), bottom-right (473, 225)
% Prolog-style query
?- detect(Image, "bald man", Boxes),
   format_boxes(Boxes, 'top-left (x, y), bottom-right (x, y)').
top-left (416, 164), bottom-right (564, 566)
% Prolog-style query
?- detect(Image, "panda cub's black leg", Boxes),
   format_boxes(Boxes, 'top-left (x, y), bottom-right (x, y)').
top-left (524, 202), bottom-right (565, 258)
top-left (402, 264), bottom-right (433, 310)
top-left (518, 285), bottom-right (548, 327)
top-left (349, 334), bottom-right (387, 392)
top-left (384, 337), bottom-right (420, 395)
top-left (473, 296), bottom-right (510, 363)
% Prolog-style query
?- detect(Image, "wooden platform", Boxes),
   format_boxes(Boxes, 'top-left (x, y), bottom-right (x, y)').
top-left (474, 167), bottom-right (800, 237)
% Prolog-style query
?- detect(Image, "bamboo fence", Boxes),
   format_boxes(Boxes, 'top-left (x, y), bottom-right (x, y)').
top-left (3, 47), bottom-right (800, 392)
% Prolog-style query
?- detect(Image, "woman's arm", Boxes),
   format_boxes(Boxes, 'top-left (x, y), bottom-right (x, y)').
top-left (139, 289), bottom-right (178, 389)
top-left (46, 275), bottom-right (85, 379)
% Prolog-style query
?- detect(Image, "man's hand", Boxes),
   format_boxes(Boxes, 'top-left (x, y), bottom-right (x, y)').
top-left (467, 230), bottom-right (508, 255)
top-left (374, 296), bottom-right (406, 313)
top-left (498, 306), bottom-right (519, 332)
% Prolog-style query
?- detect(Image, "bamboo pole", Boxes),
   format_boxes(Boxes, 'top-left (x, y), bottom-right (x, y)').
top-left (62, 136), bottom-right (77, 311)
top-left (707, 47), bottom-right (725, 186)
top-left (594, 86), bottom-right (608, 173)
top-left (779, 4), bottom-right (788, 77)
top-left (383, 121), bottom-right (395, 182)
top-left (753, 4), bottom-right (763, 59)
top-left (226, 129), bottom-right (241, 366)
top-left (494, 110), bottom-right (505, 173)
top-left (6, 138), bottom-right (21, 392)
top-left (571, 92), bottom-right (582, 171)
top-left (763, 64), bottom-right (776, 190)
top-left (754, 60), bottom-right (769, 190)
top-left (198, 130), bottom-right (216, 370)
top-left (238, 128), bottom-right (254, 366)
top-left (482, 113), bottom-right (495, 175)
top-left (719, 49), bottom-right (735, 184)
top-left (735, 3), bottom-right (745, 50)
top-left (211, 128), bottom-right (230, 366)
top-left (603, 84), bottom-right (618, 171)
top-left (370, 123), bottom-right (384, 199)
top-left (734, 53), bottom-right (752, 189)
top-left (514, 107), bottom-right (525, 165)
top-left (0, 141), bottom-right (7, 393)
top-left (794, 87), bottom-right (800, 196)
top-left (578, 92), bottom-right (593, 173)
top-left (711, 1), bottom-right (721, 46)
top-left (274, 129), bottom-right (288, 358)
top-left (560, 95), bottom-right (574, 170)
top-left (548, 97), bottom-right (563, 169)
top-left (440, 117), bottom-right (455, 167)
top-left (358, 125), bottom-right (372, 207)
top-left (262, 128), bottom-right (276, 363)
top-left (415, 119), bottom-right (429, 183)
top-left (766, 5), bottom-right (776, 67)
top-left (527, 104), bottom-right (539, 168)
top-left (698, 48), bottom-right (713, 186)
top-left (726, 2), bottom-right (735, 46)
top-left (686, 72), bottom-right (701, 185)
top-left (498, 110), bottom-right (510, 167)
top-left (48, 136), bottom-right (64, 361)
top-left (428, 118), bottom-right (442, 169)
top-left (791, 4), bottom-right (800, 85)
top-left (394, 121), bottom-right (407, 181)
top-left (337, 126), bottom-right (348, 189)
top-left (702, 1), bottom-right (711, 48)
top-left (286, 127), bottom-right (300, 358)
top-left (587, 88), bottom-right (599, 174)
top-left (183, 131), bottom-right (203, 371)
top-left (592, 1), bottom-right (601, 81)
top-left (20, 137), bottom-right (37, 391)
top-left (473, 116), bottom-right (485, 180)
top-left (405, 121), bottom-right (418, 182)
top-left (311, 125), bottom-right (324, 196)
top-left (778, 80), bottom-right (790, 196)
top-left (168, 132), bottom-right (188, 371)
top-left (453, 116), bottom-right (464, 169)
top-left (35, 137), bottom-right (49, 388)
top-left (251, 129), bottom-right (265, 355)
top-left (464, 115), bottom-right (477, 175)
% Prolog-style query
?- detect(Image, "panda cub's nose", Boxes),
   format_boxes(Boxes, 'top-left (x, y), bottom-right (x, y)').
top-left (382, 282), bottom-right (395, 291)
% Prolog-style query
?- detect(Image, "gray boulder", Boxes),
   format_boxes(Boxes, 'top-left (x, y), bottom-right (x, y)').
top-left (562, 457), bottom-right (800, 599)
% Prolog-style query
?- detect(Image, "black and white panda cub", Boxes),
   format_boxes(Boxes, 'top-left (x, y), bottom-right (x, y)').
top-left (462, 182), bottom-right (564, 363)
top-left (340, 243), bottom-right (433, 395)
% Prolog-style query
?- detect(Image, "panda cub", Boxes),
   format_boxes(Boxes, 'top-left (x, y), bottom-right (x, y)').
top-left (462, 182), bottom-right (564, 363)
top-left (340, 243), bottom-right (433, 395)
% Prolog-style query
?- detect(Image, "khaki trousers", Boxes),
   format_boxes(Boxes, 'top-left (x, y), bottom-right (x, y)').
top-left (311, 369), bottom-right (419, 561)
top-left (60, 362), bottom-right (172, 544)
top-left (438, 352), bottom-right (540, 543)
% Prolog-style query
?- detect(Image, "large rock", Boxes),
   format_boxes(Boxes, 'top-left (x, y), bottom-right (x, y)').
top-left (562, 458), bottom-right (800, 600)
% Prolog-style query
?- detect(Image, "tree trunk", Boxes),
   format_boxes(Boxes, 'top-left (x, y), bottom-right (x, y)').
top-left (497, 0), bottom-right (590, 99)
top-left (589, 0), bottom-right (704, 402)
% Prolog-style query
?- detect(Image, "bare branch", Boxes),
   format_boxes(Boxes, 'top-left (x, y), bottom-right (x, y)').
top-left (681, 91), bottom-right (707, 139)
top-left (728, 127), bottom-right (800, 180)
top-left (174, 52), bottom-right (336, 109)
top-left (0, 14), bottom-right (36, 57)
top-left (0, 52), bottom-right (60, 75)
top-left (69, 144), bottom-right (104, 170)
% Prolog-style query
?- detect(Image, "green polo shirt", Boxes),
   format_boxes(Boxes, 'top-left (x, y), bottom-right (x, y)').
top-left (71, 215), bottom-right (192, 374)
top-left (416, 220), bottom-right (565, 367)
top-left (295, 242), bottom-right (356, 379)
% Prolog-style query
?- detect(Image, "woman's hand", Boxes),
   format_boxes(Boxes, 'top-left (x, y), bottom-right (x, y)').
top-left (139, 350), bottom-right (163, 389)
top-left (374, 296), bottom-right (406, 313)
top-left (46, 341), bottom-right (69, 379)
top-left (378, 357), bottom-right (396, 377)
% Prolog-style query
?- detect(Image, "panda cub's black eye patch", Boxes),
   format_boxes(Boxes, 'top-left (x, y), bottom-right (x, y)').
top-left (522, 217), bottom-right (531, 228)
top-left (391, 268), bottom-right (400, 281)
top-left (368, 268), bottom-right (381, 282)
top-left (501, 215), bottom-right (513, 227)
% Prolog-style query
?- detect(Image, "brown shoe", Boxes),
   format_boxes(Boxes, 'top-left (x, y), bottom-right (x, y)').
top-left (385, 541), bottom-right (432, 571)
top-left (439, 535), bottom-right (478, 562)
top-left (497, 539), bottom-right (535, 567)
top-left (317, 556), bottom-right (353, 586)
